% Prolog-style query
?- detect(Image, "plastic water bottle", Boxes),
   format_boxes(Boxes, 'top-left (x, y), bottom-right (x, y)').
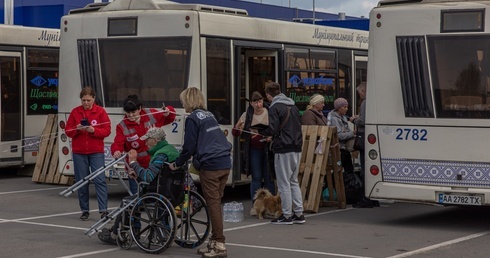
top-left (236, 202), bottom-right (244, 222)
top-left (223, 202), bottom-right (232, 222)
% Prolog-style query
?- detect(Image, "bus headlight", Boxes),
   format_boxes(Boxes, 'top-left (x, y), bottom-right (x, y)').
top-left (60, 133), bottom-right (67, 142)
top-left (368, 149), bottom-right (378, 160)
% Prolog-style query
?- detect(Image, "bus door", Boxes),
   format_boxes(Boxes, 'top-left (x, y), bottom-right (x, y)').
top-left (0, 52), bottom-right (22, 164)
top-left (353, 55), bottom-right (368, 113)
top-left (233, 49), bottom-right (278, 184)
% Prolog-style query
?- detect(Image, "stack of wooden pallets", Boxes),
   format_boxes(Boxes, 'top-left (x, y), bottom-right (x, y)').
top-left (31, 114), bottom-right (72, 185)
top-left (298, 125), bottom-right (345, 213)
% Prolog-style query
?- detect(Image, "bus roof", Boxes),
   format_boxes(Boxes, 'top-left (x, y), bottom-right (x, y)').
top-left (378, 0), bottom-right (488, 5)
top-left (0, 25), bottom-right (59, 47)
top-left (71, 0), bottom-right (249, 17)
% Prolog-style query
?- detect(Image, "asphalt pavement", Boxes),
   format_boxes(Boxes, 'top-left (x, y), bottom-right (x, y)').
top-left (3, 172), bottom-right (490, 258)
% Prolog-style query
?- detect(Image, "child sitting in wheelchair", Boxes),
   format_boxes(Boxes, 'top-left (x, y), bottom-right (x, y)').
top-left (98, 126), bottom-right (198, 245)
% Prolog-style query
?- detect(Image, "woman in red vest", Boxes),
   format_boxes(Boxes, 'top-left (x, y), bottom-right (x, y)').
top-left (111, 95), bottom-right (176, 194)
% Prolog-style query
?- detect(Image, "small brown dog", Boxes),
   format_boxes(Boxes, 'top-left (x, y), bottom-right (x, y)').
top-left (253, 188), bottom-right (282, 219)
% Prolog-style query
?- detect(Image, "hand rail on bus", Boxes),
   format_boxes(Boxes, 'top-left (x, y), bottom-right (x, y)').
top-left (59, 153), bottom-right (129, 197)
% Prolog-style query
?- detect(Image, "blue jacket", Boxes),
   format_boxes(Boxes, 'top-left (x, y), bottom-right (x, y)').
top-left (175, 109), bottom-right (232, 170)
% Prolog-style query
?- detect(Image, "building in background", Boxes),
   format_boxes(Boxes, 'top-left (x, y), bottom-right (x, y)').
top-left (0, 0), bottom-right (368, 30)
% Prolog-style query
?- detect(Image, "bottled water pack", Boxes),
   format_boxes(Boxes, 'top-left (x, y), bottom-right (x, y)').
top-left (223, 201), bottom-right (244, 222)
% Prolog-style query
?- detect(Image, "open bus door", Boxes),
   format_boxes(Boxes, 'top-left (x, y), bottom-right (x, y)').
top-left (233, 48), bottom-right (278, 185)
top-left (0, 52), bottom-right (22, 166)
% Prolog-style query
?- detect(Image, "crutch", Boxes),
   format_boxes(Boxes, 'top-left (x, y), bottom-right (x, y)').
top-left (84, 196), bottom-right (140, 237)
top-left (85, 180), bottom-right (150, 237)
top-left (59, 153), bottom-right (128, 197)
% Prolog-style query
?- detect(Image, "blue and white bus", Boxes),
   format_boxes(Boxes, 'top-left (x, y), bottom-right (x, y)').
top-left (365, 0), bottom-right (490, 206)
top-left (0, 25), bottom-right (59, 169)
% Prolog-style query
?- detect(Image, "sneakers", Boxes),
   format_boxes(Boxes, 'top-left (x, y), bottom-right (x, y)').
top-left (249, 208), bottom-right (257, 216)
top-left (80, 212), bottom-right (89, 221)
top-left (202, 241), bottom-right (227, 258)
top-left (197, 239), bottom-right (216, 255)
top-left (97, 228), bottom-right (116, 245)
top-left (271, 215), bottom-right (293, 225)
top-left (291, 214), bottom-right (306, 224)
top-left (100, 211), bottom-right (109, 219)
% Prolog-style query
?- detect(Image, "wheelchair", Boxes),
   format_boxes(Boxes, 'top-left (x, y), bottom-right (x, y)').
top-left (61, 157), bottom-right (210, 254)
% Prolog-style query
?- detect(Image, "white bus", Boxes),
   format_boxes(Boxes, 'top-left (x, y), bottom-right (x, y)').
top-left (0, 25), bottom-right (59, 170)
top-left (365, 0), bottom-right (490, 206)
top-left (57, 0), bottom-right (368, 185)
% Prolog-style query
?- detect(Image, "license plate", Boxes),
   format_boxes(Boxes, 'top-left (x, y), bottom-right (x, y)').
top-left (117, 171), bottom-right (129, 179)
top-left (437, 193), bottom-right (483, 206)
top-left (107, 170), bottom-right (128, 179)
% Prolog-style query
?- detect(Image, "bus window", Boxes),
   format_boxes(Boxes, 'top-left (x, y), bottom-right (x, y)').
top-left (98, 37), bottom-right (191, 108)
top-left (26, 48), bottom-right (59, 115)
top-left (206, 38), bottom-right (231, 125)
top-left (428, 35), bottom-right (490, 118)
top-left (285, 47), bottom-right (337, 114)
top-left (1, 57), bottom-right (20, 141)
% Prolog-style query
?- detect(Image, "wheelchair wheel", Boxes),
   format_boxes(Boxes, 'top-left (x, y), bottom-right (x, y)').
top-left (174, 190), bottom-right (210, 248)
top-left (116, 229), bottom-right (132, 250)
top-left (130, 193), bottom-right (176, 254)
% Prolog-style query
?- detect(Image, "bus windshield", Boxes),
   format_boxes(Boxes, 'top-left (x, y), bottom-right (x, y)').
top-left (98, 37), bottom-right (191, 108)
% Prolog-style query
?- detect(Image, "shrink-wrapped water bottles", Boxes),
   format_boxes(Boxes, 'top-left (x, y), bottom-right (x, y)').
top-left (223, 201), bottom-right (244, 222)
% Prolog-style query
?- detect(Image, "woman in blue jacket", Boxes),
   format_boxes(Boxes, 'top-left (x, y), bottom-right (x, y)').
top-left (170, 87), bottom-right (231, 258)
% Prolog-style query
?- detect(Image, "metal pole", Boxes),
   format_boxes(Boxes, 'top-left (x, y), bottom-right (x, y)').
top-left (313, 0), bottom-right (315, 24)
top-left (4, 0), bottom-right (13, 25)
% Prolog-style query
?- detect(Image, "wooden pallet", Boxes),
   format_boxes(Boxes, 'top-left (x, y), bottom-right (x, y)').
top-left (32, 114), bottom-right (73, 185)
top-left (322, 128), bottom-right (346, 209)
top-left (298, 125), bottom-right (345, 213)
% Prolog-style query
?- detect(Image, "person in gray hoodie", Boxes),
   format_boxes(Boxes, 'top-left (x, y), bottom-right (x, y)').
top-left (258, 82), bottom-right (305, 225)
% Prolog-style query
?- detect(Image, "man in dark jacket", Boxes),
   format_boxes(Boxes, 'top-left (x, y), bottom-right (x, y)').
top-left (258, 82), bottom-right (305, 225)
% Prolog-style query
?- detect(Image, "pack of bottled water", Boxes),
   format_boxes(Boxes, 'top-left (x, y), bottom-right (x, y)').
top-left (223, 201), bottom-right (244, 222)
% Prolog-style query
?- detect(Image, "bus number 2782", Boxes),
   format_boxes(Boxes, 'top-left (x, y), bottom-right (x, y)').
top-left (395, 128), bottom-right (428, 141)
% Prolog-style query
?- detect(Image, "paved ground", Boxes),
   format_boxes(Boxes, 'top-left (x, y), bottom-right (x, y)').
top-left (3, 172), bottom-right (490, 258)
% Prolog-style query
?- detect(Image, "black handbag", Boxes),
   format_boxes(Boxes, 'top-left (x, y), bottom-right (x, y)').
top-left (353, 131), bottom-right (365, 151)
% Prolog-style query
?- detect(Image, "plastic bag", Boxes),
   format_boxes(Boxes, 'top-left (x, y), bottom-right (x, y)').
top-left (314, 138), bottom-right (326, 154)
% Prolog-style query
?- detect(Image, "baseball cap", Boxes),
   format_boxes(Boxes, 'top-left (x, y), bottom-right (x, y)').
top-left (140, 127), bottom-right (166, 140)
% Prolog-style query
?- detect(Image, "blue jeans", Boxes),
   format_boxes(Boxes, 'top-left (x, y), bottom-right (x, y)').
top-left (128, 178), bottom-right (138, 195)
top-left (73, 153), bottom-right (108, 213)
top-left (250, 148), bottom-right (275, 204)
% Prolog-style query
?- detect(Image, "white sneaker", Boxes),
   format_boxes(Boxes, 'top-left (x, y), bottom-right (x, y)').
top-left (202, 241), bottom-right (227, 258)
top-left (197, 239), bottom-right (216, 255)
top-left (250, 208), bottom-right (257, 216)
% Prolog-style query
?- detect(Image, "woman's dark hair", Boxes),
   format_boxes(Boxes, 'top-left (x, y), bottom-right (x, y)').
top-left (250, 91), bottom-right (263, 102)
top-left (123, 95), bottom-right (142, 112)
